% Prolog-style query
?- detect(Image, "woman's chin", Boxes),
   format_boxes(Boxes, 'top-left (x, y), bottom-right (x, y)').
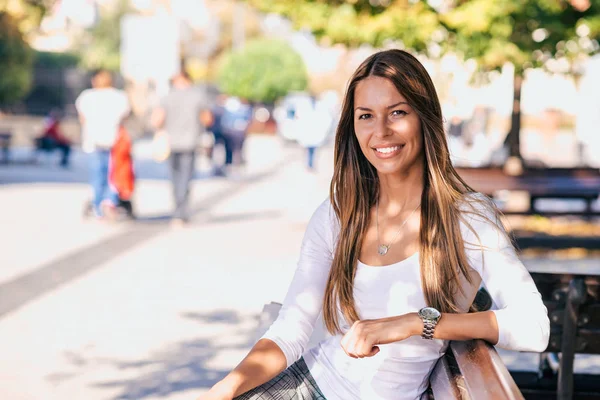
top-left (373, 163), bottom-right (404, 176)
top-left (371, 158), bottom-right (422, 178)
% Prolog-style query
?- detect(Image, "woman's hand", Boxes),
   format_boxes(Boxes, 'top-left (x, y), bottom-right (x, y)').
top-left (340, 313), bottom-right (422, 358)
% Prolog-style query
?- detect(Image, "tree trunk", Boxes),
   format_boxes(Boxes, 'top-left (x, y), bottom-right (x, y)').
top-left (505, 71), bottom-right (523, 159)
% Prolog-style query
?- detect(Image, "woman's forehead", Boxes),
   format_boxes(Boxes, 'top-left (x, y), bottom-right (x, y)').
top-left (354, 76), bottom-right (406, 106)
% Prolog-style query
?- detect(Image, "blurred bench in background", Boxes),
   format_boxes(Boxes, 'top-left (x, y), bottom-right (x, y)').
top-left (456, 166), bottom-right (600, 217)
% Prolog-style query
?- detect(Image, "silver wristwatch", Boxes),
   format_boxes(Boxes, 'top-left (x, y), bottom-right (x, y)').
top-left (418, 307), bottom-right (442, 340)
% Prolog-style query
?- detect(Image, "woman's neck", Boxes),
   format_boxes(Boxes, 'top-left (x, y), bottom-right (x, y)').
top-left (377, 166), bottom-right (424, 215)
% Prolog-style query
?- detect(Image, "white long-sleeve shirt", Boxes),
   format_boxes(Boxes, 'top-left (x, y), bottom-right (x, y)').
top-left (262, 196), bottom-right (550, 400)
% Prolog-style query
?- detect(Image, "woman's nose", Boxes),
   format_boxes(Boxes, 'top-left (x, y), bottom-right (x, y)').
top-left (374, 118), bottom-right (392, 138)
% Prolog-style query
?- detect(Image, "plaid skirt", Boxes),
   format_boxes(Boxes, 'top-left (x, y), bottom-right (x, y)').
top-left (234, 357), bottom-right (327, 400)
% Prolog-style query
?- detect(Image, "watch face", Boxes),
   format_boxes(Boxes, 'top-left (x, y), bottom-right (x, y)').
top-left (420, 307), bottom-right (441, 320)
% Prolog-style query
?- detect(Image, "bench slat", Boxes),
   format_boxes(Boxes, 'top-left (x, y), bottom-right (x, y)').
top-left (450, 340), bottom-right (524, 400)
top-left (429, 354), bottom-right (464, 399)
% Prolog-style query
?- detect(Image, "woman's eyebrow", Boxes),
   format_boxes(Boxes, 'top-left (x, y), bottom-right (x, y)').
top-left (355, 101), bottom-right (409, 112)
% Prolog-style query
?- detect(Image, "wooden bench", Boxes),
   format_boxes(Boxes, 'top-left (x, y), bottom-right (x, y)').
top-left (259, 288), bottom-right (523, 400)
top-left (455, 167), bottom-right (600, 217)
top-left (428, 288), bottom-right (523, 399)
top-left (514, 235), bottom-right (600, 399)
top-left (429, 339), bottom-right (524, 399)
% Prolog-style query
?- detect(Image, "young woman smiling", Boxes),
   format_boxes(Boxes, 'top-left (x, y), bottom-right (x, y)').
top-left (198, 49), bottom-right (549, 400)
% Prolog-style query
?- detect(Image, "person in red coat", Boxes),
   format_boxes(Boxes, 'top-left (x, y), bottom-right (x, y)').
top-left (109, 126), bottom-right (135, 218)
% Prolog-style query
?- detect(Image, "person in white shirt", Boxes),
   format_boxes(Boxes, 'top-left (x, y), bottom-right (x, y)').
top-left (296, 98), bottom-right (334, 171)
top-left (75, 70), bottom-right (130, 218)
top-left (199, 49), bottom-right (549, 400)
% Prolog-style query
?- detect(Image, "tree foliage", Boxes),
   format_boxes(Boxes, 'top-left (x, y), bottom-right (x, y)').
top-left (0, 11), bottom-right (32, 105)
top-left (441, 0), bottom-right (600, 158)
top-left (75, 0), bottom-right (130, 71)
top-left (247, 0), bottom-right (441, 53)
top-left (0, 0), bottom-right (55, 36)
top-left (217, 38), bottom-right (308, 103)
top-left (443, 0), bottom-right (600, 75)
top-left (248, 0), bottom-right (600, 72)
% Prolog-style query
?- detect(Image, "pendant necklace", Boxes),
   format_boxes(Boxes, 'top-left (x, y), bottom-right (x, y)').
top-left (376, 200), bottom-right (421, 256)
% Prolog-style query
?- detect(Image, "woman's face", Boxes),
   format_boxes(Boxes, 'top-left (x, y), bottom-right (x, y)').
top-left (353, 76), bottom-right (424, 177)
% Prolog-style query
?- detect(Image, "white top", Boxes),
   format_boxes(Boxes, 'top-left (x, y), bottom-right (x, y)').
top-left (75, 88), bottom-right (130, 151)
top-left (262, 196), bottom-right (550, 400)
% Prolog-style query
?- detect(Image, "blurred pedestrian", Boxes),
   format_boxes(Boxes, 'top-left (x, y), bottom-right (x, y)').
top-left (75, 69), bottom-right (130, 218)
top-left (150, 71), bottom-right (212, 226)
top-left (208, 94), bottom-right (230, 176)
top-left (221, 96), bottom-right (253, 172)
top-left (295, 98), bottom-right (333, 171)
top-left (35, 108), bottom-right (71, 167)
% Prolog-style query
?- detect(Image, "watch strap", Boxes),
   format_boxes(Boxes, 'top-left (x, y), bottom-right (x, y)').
top-left (421, 319), bottom-right (437, 340)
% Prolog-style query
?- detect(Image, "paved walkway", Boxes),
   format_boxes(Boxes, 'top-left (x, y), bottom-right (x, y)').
top-left (0, 135), bottom-right (333, 400)
top-left (0, 134), bottom-right (598, 400)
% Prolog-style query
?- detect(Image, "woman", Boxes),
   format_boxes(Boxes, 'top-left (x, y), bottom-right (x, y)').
top-left (199, 49), bottom-right (549, 400)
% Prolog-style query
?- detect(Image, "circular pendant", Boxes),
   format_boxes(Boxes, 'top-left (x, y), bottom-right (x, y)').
top-left (378, 245), bottom-right (389, 256)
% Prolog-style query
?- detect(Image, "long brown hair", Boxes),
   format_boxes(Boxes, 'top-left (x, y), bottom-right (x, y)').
top-left (323, 49), bottom-right (499, 334)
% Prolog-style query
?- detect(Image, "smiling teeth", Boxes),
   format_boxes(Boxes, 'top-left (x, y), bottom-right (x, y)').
top-left (376, 146), bottom-right (400, 154)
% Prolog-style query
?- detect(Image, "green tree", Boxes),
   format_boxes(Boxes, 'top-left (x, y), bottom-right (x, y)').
top-left (442, 0), bottom-right (600, 159)
top-left (0, 12), bottom-right (32, 106)
top-left (247, 0), bottom-right (441, 53)
top-left (0, 0), bottom-right (56, 36)
top-left (217, 38), bottom-right (308, 103)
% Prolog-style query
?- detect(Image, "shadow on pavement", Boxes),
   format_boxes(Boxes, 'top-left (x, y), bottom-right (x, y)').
top-left (203, 210), bottom-right (282, 225)
top-left (90, 310), bottom-right (257, 399)
top-left (0, 227), bottom-right (164, 319)
top-left (0, 155), bottom-right (291, 319)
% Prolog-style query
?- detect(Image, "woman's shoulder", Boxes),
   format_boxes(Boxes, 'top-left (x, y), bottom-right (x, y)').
top-left (457, 192), bottom-right (497, 220)
top-left (311, 198), bottom-right (338, 226)
top-left (306, 198), bottom-right (340, 240)
top-left (456, 192), bottom-right (508, 246)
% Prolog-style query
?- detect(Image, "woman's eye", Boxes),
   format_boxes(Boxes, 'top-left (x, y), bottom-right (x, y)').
top-left (391, 110), bottom-right (407, 117)
top-left (358, 113), bottom-right (372, 120)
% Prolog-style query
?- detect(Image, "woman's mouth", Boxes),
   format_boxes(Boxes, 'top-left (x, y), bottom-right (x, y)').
top-left (373, 144), bottom-right (404, 158)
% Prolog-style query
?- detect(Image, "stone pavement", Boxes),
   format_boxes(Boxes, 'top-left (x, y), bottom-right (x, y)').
top-left (0, 134), bottom-right (598, 400)
top-left (0, 135), bottom-right (332, 400)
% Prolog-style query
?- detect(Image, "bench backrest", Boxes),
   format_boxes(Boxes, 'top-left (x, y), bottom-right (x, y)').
top-left (430, 340), bottom-right (524, 400)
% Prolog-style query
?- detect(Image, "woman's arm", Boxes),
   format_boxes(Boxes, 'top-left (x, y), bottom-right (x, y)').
top-left (341, 202), bottom-right (549, 358)
top-left (339, 311), bottom-right (499, 358)
top-left (200, 339), bottom-right (287, 399)
top-left (202, 200), bottom-right (336, 397)
top-left (460, 205), bottom-right (550, 352)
